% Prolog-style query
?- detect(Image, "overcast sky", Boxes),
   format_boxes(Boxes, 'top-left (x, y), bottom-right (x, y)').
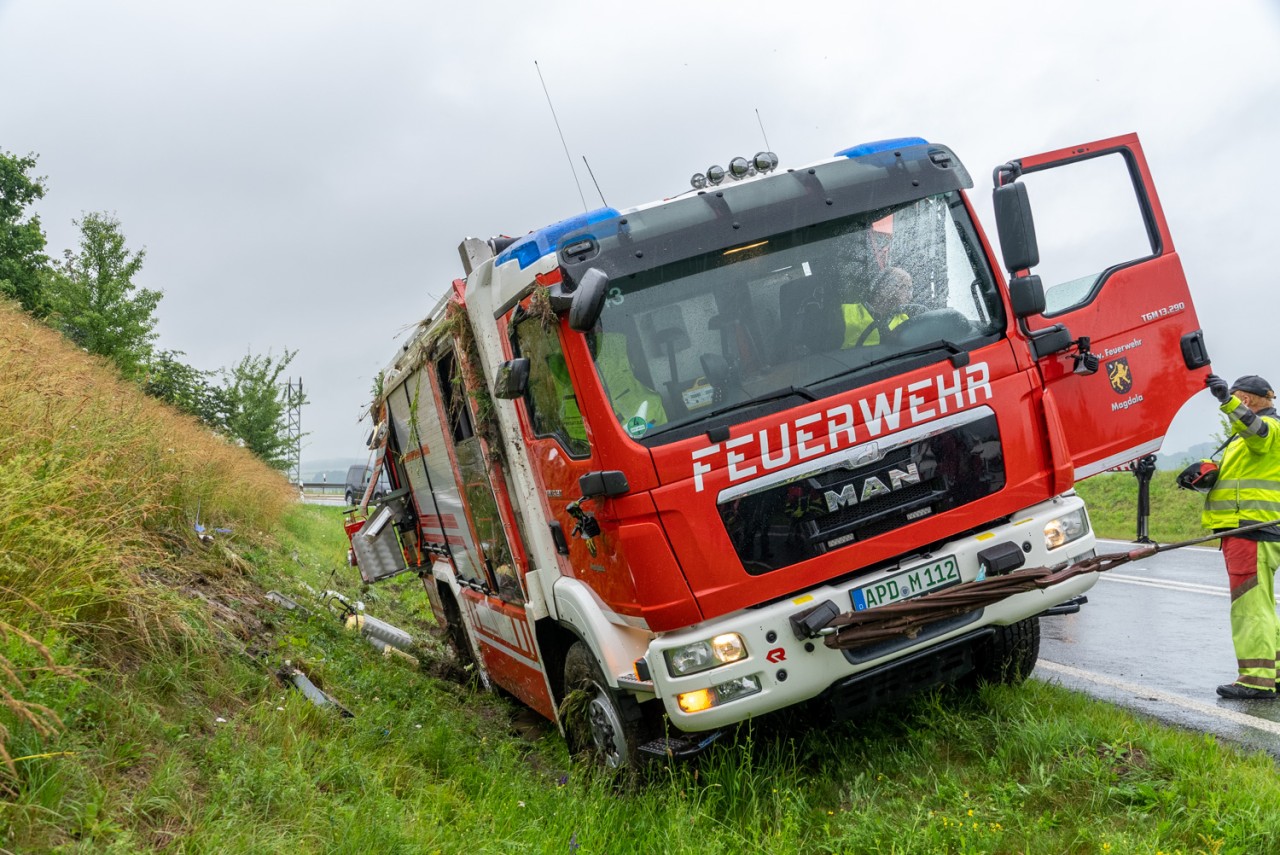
top-left (2, 1), bottom-right (1278, 470)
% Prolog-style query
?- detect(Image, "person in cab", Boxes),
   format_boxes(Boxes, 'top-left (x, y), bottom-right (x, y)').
top-left (840, 265), bottom-right (913, 348)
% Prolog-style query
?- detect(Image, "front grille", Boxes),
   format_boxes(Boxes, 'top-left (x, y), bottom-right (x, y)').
top-left (719, 411), bottom-right (1004, 575)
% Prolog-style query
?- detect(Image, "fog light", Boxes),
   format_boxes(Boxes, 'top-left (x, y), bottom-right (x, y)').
top-left (713, 674), bottom-right (761, 703)
top-left (676, 674), bottom-right (762, 713)
top-left (677, 688), bottom-right (714, 713)
top-left (1044, 508), bottom-right (1089, 550)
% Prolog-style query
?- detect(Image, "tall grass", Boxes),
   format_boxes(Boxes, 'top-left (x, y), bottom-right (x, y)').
top-left (0, 300), bottom-right (293, 784)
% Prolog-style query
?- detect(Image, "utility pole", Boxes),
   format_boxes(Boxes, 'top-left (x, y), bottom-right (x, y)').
top-left (285, 377), bottom-right (303, 485)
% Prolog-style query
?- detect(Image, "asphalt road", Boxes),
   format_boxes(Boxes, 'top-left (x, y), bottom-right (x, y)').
top-left (1038, 537), bottom-right (1280, 757)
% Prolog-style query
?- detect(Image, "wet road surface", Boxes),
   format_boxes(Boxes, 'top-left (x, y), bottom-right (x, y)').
top-left (1038, 538), bottom-right (1280, 757)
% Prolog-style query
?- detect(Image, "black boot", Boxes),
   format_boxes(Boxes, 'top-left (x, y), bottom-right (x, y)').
top-left (1216, 682), bottom-right (1278, 700)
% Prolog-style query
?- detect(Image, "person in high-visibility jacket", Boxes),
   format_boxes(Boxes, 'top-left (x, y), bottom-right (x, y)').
top-left (840, 266), bottom-right (912, 348)
top-left (1203, 372), bottom-right (1280, 699)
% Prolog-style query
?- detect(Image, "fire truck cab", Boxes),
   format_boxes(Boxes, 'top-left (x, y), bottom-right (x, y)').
top-left (348, 134), bottom-right (1207, 767)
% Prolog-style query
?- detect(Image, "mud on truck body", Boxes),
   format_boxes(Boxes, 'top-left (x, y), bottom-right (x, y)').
top-left (346, 134), bottom-right (1208, 768)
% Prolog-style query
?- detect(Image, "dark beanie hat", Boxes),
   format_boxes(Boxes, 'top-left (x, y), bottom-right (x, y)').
top-left (1230, 375), bottom-right (1275, 397)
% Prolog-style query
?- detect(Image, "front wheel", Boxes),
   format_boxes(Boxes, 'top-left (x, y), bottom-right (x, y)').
top-left (971, 615), bottom-right (1040, 685)
top-left (562, 642), bottom-right (645, 770)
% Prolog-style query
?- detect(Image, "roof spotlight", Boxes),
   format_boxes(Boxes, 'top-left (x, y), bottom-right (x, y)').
top-left (706, 165), bottom-right (726, 185)
top-left (691, 173), bottom-right (708, 190)
top-left (729, 157), bottom-right (751, 179)
top-left (753, 151), bottom-right (779, 173)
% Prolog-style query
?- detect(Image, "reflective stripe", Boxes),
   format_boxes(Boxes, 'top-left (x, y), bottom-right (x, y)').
top-left (1213, 479), bottom-right (1280, 491)
top-left (1203, 501), bottom-right (1280, 513)
top-left (1202, 412), bottom-right (1280, 530)
top-left (1231, 576), bottom-right (1257, 602)
top-left (1238, 658), bottom-right (1276, 669)
top-left (1237, 675), bottom-right (1275, 689)
top-left (1234, 501), bottom-right (1280, 512)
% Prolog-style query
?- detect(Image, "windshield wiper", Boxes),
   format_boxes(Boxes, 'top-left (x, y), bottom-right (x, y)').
top-left (854, 340), bottom-right (969, 375)
top-left (695, 384), bottom-right (818, 424)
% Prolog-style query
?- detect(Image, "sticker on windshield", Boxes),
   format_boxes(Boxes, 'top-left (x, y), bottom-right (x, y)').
top-left (625, 416), bottom-right (649, 438)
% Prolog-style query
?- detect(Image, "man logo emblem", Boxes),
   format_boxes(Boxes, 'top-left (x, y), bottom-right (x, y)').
top-left (1107, 358), bottom-right (1133, 395)
top-left (824, 463), bottom-right (922, 513)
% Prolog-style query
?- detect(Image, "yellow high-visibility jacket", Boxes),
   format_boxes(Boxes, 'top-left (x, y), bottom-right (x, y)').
top-left (841, 303), bottom-right (908, 348)
top-left (1202, 397), bottom-right (1280, 531)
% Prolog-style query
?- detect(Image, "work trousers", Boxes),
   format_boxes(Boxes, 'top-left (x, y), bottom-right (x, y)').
top-left (1222, 536), bottom-right (1280, 690)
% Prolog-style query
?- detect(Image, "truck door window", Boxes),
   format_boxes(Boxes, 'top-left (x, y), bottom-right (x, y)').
top-left (1014, 152), bottom-right (1156, 315)
top-left (436, 349), bottom-right (523, 605)
top-left (512, 316), bottom-right (591, 458)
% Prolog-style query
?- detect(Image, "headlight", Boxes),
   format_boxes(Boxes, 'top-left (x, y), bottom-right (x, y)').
top-left (664, 632), bottom-right (747, 677)
top-left (677, 675), bottom-right (762, 713)
top-left (1044, 507), bottom-right (1090, 550)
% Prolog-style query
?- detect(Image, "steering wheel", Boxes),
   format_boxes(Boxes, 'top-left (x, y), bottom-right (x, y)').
top-left (854, 304), bottom-right (928, 347)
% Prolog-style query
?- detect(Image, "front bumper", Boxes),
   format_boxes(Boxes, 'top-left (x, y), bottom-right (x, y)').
top-left (644, 494), bottom-right (1096, 731)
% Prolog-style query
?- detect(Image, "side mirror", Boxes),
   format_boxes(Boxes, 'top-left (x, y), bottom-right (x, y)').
top-left (578, 470), bottom-right (630, 499)
top-left (993, 182), bottom-right (1040, 273)
top-left (568, 268), bottom-right (609, 332)
top-left (1009, 274), bottom-right (1046, 318)
top-left (492, 358), bottom-right (530, 399)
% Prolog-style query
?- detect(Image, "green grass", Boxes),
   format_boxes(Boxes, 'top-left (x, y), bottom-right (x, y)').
top-left (6, 503), bottom-right (1278, 853)
top-left (1075, 470), bottom-right (1208, 544)
top-left (4, 298), bottom-right (1278, 853)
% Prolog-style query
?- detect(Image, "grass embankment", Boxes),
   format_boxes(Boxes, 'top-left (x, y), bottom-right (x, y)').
top-left (4, 299), bottom-right (1279, 853)
top-left (1075, 470), bottom-right (1209, 545)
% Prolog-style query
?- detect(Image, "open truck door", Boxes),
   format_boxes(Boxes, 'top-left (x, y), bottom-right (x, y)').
top-left (993, 133), bottom-right (1210, 484)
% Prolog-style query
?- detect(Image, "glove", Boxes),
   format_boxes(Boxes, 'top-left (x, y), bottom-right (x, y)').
top-left (1206, 373), bottom-right (1230, 403)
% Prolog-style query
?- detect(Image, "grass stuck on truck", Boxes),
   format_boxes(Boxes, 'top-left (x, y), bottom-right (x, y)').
top-left (343, 134), bottom-right (1208, 769)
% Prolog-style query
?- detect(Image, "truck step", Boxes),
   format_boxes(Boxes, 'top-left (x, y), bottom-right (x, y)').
top-left (638, 729), bottom-right (724, 760)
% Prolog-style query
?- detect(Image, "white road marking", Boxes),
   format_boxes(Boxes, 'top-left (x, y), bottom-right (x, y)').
top-left (1098, 570), bottom-right (1280, 604)
top-left (1037, 659), bottom-right (1280, 738)
top-left (1100, 573), bottom-right (1228, 597)
top-left (1096, 538), bottom-right (1218, 552)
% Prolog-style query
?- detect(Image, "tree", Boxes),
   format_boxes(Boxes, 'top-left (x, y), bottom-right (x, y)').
top-left (223, 349), bottom-right (306, 470)
top-left (0, 150), bottom-right (49, 316)
top-left (45, 212), bottom-right (161, 379)
top-left (143, 349), bottom-right (230, 431)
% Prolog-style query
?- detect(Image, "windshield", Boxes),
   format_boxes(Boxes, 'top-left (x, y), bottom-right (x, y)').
top-left (590, 192), bottom-right (1002, 442)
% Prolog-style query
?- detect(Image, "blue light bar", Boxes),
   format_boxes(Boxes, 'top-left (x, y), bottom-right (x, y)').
top-left (834, 137), bottom-right (929, 159)
top-left (495, 206), bottom-right (622, 270)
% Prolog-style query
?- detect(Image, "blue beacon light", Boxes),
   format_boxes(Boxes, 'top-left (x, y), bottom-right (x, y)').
top-left (496, 206), bottom-right (621, 270)
top-left (834, 137), bottom-right (929, 158)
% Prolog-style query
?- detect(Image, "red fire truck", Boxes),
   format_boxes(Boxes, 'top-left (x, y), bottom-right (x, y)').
top-left (346, 134), bottom-right (1207, 768)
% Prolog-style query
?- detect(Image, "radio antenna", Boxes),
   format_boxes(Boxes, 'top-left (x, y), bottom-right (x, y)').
top-left (535, 60), bottom-right (588, 212)
top-left (582, 156), bottom-right (607, 207)
top-left (755, 108), bottom-right (772, 151)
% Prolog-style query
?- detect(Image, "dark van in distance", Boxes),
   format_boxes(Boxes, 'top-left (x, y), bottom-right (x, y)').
top-left (344, 464), bottom-right (389, 506)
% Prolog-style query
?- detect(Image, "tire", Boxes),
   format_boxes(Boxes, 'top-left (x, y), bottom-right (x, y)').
top-left (972, 615), bottom-right (1040, 685)
top-left (345, 489), bottom-right (356, 506)
top-left (562, 641), bottom-right (645, 770)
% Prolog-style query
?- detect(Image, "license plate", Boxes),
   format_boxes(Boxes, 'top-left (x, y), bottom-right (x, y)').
top-left (850, 555), bottom-right (960, 611)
